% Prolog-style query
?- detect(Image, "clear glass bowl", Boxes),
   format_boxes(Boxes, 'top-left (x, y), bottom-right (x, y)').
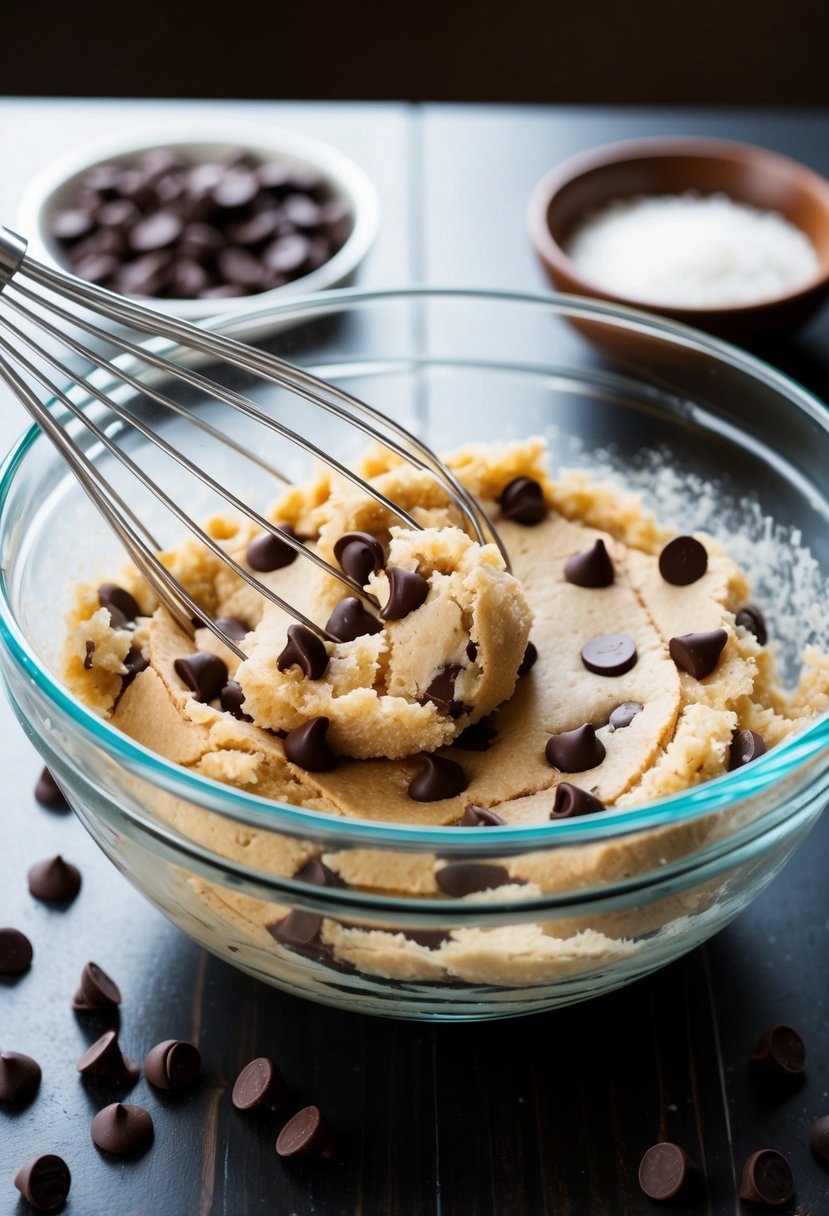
top-left (1, 288), bottom-right (828, 1022)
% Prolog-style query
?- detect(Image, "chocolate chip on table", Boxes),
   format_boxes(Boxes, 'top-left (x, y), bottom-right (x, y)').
top-left (283, 717), bottom-right (337, 772)
top-left (545, 724), bottom-right (606, 772)
top-left (730, 728), bottom-right (766, 770)
top-left (736, 603), bottom-right (768, 646)
top-left (638, 1142), bottom-right (698, 1202)
top-left (268, 910), bottom-right (324, 952)
top-left (452, 717), bottom-right (499, 751)
top-left (77, 1030), bottom-right (140, 1082)
top-left (669, 629), bottom-right (728, 680)
top-left (564, 538), bottom-right (615, 587)
top-left (220, 680), bottom-right (251, 721)
top-left (609, 701), bottom-right (643, 730)
top-left (749, 1024), bottom-right (806, 1078)
top-left (738, 1149), bottom-right (793, 1207)
top-left (581, 633), bottom-right (638, 676)
top-left (423, 665), bottom-right (466, 717)
top-left (550, 782), bottom-right (606, 818)
top-left (295, 858), bottom-right (346, 888)
top-left (334, 531), bottom-right (386, 585)
top-left (459, 804), bottom-right (507, 826)
top-left (0, 927), bottom-right (33, 974)
top-left (380, 566), bottom-right (430, 620)
top-left (213, 615), bottom-right (250, 642)
top-left (232, 1056), bottom-right (288, 1112)
top-left (144, 1040), bottom-right (201, 1090)
top-left (277, 624), bottom-right (329, 680)
top-left (247, 525), bottom-right (299, 571)
top-left (658, 535), bottom-right (709, 585)
top-left (98, 581), bottom-right (140, 628)
top-left (72, 961), bottom-right (122, 1011)
top-left (408, 754), bottom-right (468, 802)
top-left (809, 1114), bottom-right (829, 1162)
top-left (14, 1155), bottom-right (71, 1213)
top-left (91, 1102), bottom-right (154, 1157)
top-left (436, 863), bottom-right (513, 896)
top-left (0, 1051), bottom-right (41, 1103)
top-left (276, 1104), bottom-right (336, 1159)
top-left (325, 596), bottom-right (383, 642)
top-left (497, 476), bottom-right (548, 525)
top-left (27, 855), bottom-right (82, 902)
top-left (174, 652), bottom-right (229, 702)
top-left (517, 641), bottom-right (538, 677)
top-left (34, 767), bottom-right (68, 809)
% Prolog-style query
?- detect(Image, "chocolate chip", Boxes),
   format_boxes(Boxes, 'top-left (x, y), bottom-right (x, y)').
top-left (0, 1051), bottom-right (41, 1102)
top-left (325, 596), bottom-right (383, 642)
top-left (144, 1040), bottom-right (201, 1089)
top-left (459, 804), bottom-right (506, 826)
top-left (213, 168), bottom-right (259, 210)
top-left (227, 209), bottom-right (282, 246)
top-left (268, 909), bottom-right (324, 951)
top-left (738, 1149), bottom-right (793, 1206)
top-left (217, 245), bottom-right (264, 289)
top-left (465, 640), bottom-right (478, 661)
top-left (750, 1024), bottom-right (806, 1077)
top-left (564, 539), bottom-right (614, 587)
top-left (736, 603), bottom-right (768, 646)
top-left (498, 476), bottom-right (548, 525)
top-left (220, 680), bottom-right (251, 721)
top-left (638, 1142), bottom-right (698, 1201)
top-left (517, 641), bottom-right (538, 677)
top-left (246, 525), bottom-right (298, 571)
top-left (669, 629), bottom-right (728, 680)
top-left (550, 783), bottom-right (606, 818)
top-left (277, 624), bottom-right (329, 680)
top-left (295, 858), bottom-right (346, 887)
top-left (27, 855), bottom-right (81, 902)
top-left (283, 716), bottom-right (337, 771)
top-left (545, 724), bottom-right (606, 772)
top-left (0, 928), bottom-right (33, 974)
top-left (333, 531), bottom-right (386, 585)
top-left (809, 1114), bottom-right (829, 1162)
top-left (14, 1155), bottom-right (71, 1212)
top-left (129, 210), bottom-right (183, 252)
top-left (658, 535), bottom-right (708, 585)
top-left (84, 640), bottom-right (95, 669)
top-left (730, 728), bottom-right (766, 770)
top-left (98, 582), bottom-right (140, 628)
top-left (117, 647), bottom-right (146, 684)
top-left (264, 233), bottom-right (311, 275)
top-left (581, 633), bottom-right (638, 676)
top-left (34, 767), bottom-right (68, 809)
top-left (232, 1056), bottom-right (288, 1111)
top-left (436, 863), bottom-right (513, 896)
top-left (174, 652), bottom-right (229, 702)
top-left (51, 208), bottom-right (94, 241)
top-left (91, 1102), bottom-right (154, 1156)
top-left (74, 961), bottom-right (122, 1010)
top-left (408, 755), bottom-right (468, 802)
top-left (402, 928), bottom-right (451, 948)
top-left (423, 665), bottom-right (466, 717)
top-left (452, 717), bottom-right (498, 751)
top-left (276, 1104), bottom-right (336, 1159)
top-left (77, 1030), bottom-right (140, 1082)
top-left (213, 615), bottom-right (250, 641)
top-left (609, 701), bottom-right (643, 730)
top-left (380, 566), bottom-right (429, 620)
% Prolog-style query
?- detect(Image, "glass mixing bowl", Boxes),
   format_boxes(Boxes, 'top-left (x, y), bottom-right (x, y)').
top-left (0, 288), bottom-right (828, 1022)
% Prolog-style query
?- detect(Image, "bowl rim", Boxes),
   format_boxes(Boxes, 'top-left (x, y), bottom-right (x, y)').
top-left (527, 135), bottom-right (829, 317)
top-left (15, 120), bottom-right (381, 321)
top-left (1, 284), bottom-right (828, 853)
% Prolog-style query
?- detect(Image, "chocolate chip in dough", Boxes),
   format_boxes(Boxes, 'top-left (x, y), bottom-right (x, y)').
top-left (730, 728), bottom-right (766, 770)
top-left (738, 1149), bottom-right (793, 1207)
top-left (122, 647), bottom-right (149, 690)
top-left (581, 633), bottom-right (638, 676)
top-left (550, 783), bottom-right (606, 818)
top-left (669, 629), bottom-right (727, 680)
top-left (91, 1102), bottom-right (154, 1157)
top-left (0, 927), bottom-right (33, 974)
top-left (84, 640), bottom-right (95, 670)
top-left (380, 566), bottom-right (429, 621)
top-left (749, 1024), bottom-right (805, 1078)
top-left (267, 910), bottom-right (324, 952)
top-left (452, 717), bottom-right (499, 752)
top-left (283, 717), bottom-right (337, 772)
top-left (736, 603), bottom-right (768, 646)
top-left (232, 1056), bottom-right (288, 1112)
top-left (73, 961), bottom-right (122, 1011)
top-left (27, 855), bottom-right (81, 903)
top-left (459, 804), bottom-right (506, 826)
top-left (276, 1104), bottom-right (336, 1159)
top-left (325, 596), bottom-right (383, 642)
top-left (98, 582), bottom-right (140, 628)
top-left (246, 525), bottom-right (298, 572)
top-left (408, 755), bottom-right (468, 802)
top-left (638, 1142), bottom-right (699, 1201)
top-left (609, 701), bottom-right (643, 730)
top-left (333, 531), bottom-right (386, 585)
top-left (144, 1040), bottom-right (201, 1090)
top-left (77, 1030), bottom-right (140, 1082)
top-left (0, 1051), bottom-right (41, 1103)
top-left (174, 652), bottom-right (229, 702)
top-left (545, 724), bottom-right (606, 773)
top-left (295, 858), bottom-right (346, 888)
top-left (436, 863), bottom-right (513, 896)
top-left (213, 615), bottom-right (250, 641)
top-left (517, 641), bottom-right (538, 677)
top-left (809, 1115), bottom-right (829, 1162)
top-left (14, 1154), bottom-right (71, 1212)
top-left (564, 539), bottom-right (614, 587)
top-left (277, 624), bottom-right (329, 680)
top-left (498, 476), bottom-right (548, 525)
top-left (220, 681), bottom-right (252, 722)
top-left (658, 535), bottom-right (708, 585)
top-left (423, 665), bottom-right (466, 718)
top-left (34, 767), bottom-right (68, 809)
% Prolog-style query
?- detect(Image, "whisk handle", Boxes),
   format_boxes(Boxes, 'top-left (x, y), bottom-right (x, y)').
top-left (0, 227), bottom-right (27, 293)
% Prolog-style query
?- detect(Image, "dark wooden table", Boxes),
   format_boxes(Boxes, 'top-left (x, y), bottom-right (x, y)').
top-left (1, 100), bottom-right (828, 1216)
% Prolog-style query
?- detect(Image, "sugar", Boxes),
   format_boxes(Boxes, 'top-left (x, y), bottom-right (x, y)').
top-left (565, 192), bottom-right (819, 308)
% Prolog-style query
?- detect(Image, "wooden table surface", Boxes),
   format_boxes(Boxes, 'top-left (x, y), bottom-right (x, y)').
top-left (1, 100), bottom-right (828, 1216)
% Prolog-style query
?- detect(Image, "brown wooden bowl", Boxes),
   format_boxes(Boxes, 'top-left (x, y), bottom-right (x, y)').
top-left (528, 137), bottom-right (829, 341)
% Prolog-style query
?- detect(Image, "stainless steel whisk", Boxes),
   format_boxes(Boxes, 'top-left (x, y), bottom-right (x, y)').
top-left (0, 225), bottom-right (506, 660)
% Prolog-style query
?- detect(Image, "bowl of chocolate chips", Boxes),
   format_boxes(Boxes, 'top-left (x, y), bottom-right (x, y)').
top-left (17, 124), bottom-right (380, 318)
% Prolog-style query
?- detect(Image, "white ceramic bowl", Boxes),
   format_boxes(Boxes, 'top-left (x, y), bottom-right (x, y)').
top-left (16, 122), bottom-right (381, 320)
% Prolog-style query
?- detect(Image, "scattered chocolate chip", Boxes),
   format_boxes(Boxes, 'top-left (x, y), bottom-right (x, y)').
top-left (34, 767), bottom-right (68, 809)
top-left (122, 647), bottom-right (149, 689)
top-left (0, 927), bottom-right (33, 974)
top-left (0, 1051), bottom-right (41, 1102)
top-left (174, 652), bottom-right (229, 702)
top-left (564, 539), bottom-right (614, 587)
top-left (268, 910), bottom-right (323, 951)
top-left (144, 1040), bottom-right (201, 1090)
top-left (581, 633), bottom-right (638, 676)
top-left (91, 1102), bottom-right (154, 1157)
top-left (436, 863), bottom-right (513, 896)
top-left (546, 724), bottom-right (606, 772)
top-left (423, 665), bottom-right (466, 717)
top-left (380, 566), bottom-right (429, 620)
top-left (738, 1149), bottom-right (793, 1207)
top-left (550, 783), bottom-right (606, 818)
top-left (333, 531), bottom-right (386, 585)
top-left (77, 1030), bottom-right (139, 1082)
top-left (466, 640), bottom-right (478, 661)
top-left (730, 728), bottom-right (767, 770)
top-left (452, 717), bottom-right (498, 751)
top-left (609, 701), bottom-right (643, 730)
top-left (27, 855), bottom-right (81, 903)
top-left (809, 1114), bottom-right (829, 1162)
top-left (498, 476), bottom-right (548, 525)
top-left (736, 603), bottom-right (768, 646)
top-left (749, 1024), bottom-right (806, 1078)
top-left (213, 615), bottom-right (250, 641)
top-left (246, 525), bottom-right (298, 572)
top-left (459, 804), bottom-right (507, 826)
top-left (84, 640), bottom-right (95, 669)
top-left (669, 629), bottom-right (728, 680)
top-left (277, 624), bottom-right (329, 680)
top-left (408, 755), bottom-right (468, 802)
top-left (74, 961), bottom-right (122, 1010)
top-left (517, 641), bottom-right (538, 677)
top-left (638, 1142), bottom-right (698, 1201)
top-left (325, 596), bottom-right (383, 642)
top-left (276, 1104), bottom-right (336, 1159)
top-left (283, 716), bottom-right (337, 772)
top-left (402, 928), bottom-right (451, 948)
top-left (219, 680), bottom-right (251, 721)
top-left (232, 1056), bottom-right (288, 1111)
top-left (14, 1155), bottom-right (71, 1212)
top-left (98, 582), bottom-right (140, 628)
top-left (658, 535), bottom-right (709, 585)
top-left (295, 858), bottom-right (345, 887)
